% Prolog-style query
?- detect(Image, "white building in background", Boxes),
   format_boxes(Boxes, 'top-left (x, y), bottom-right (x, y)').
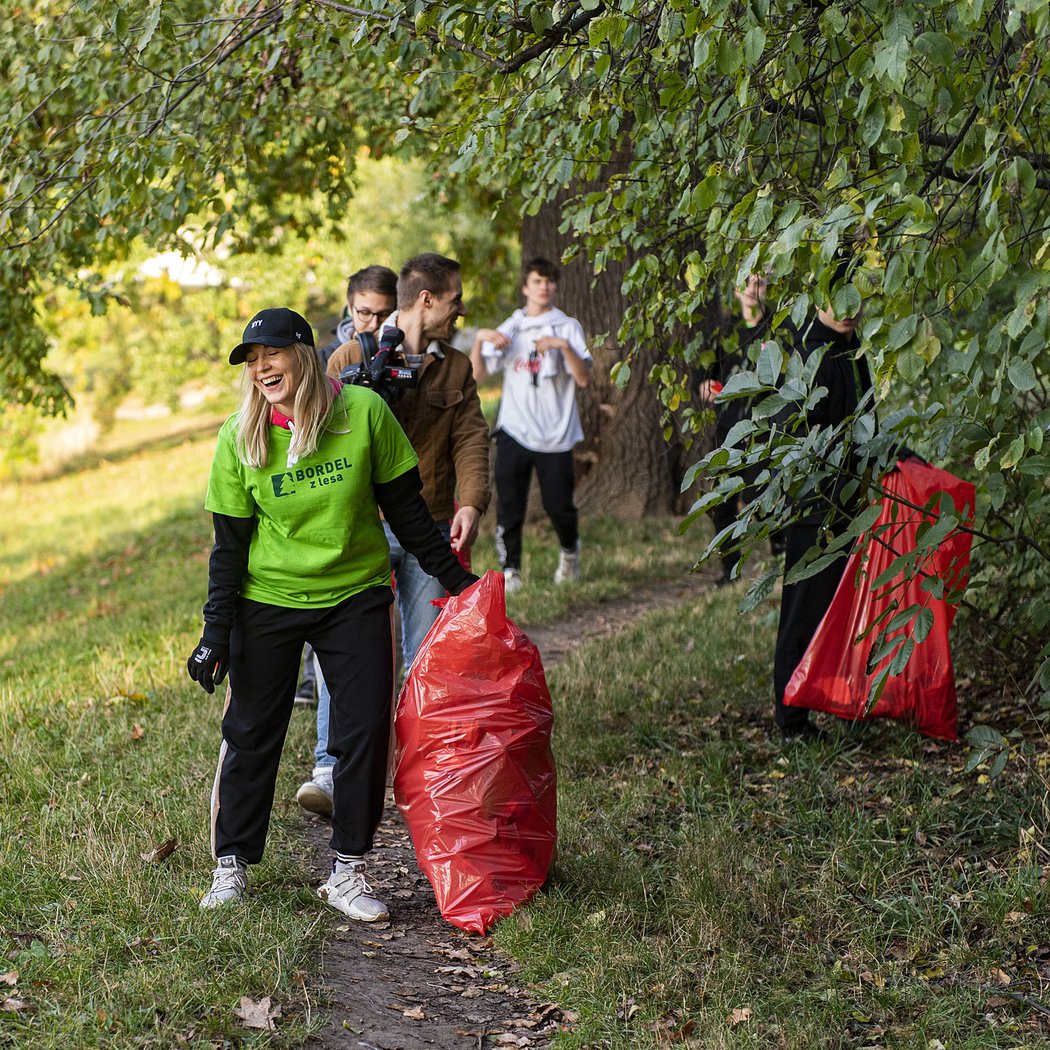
top-left (136, 250), bottom-right (239, 289)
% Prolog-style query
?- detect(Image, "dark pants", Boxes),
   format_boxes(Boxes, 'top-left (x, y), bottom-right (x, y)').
top-left (494, 429), bottom-right (578, 570)
top-left (211, 587), bottom-right (395, 863)
top-left (773, 523), bottom-right (850, 730)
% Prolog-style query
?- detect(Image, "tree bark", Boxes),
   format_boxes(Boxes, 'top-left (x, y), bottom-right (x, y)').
top-left (521, 199), bottom-right (683, 519)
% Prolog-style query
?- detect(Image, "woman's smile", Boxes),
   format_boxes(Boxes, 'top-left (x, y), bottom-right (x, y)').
top-left (245, 346), bottom-right (303, 417)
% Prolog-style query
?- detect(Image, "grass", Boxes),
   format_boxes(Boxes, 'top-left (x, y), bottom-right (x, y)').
top-left (2, 421), bottom-right (1047, 1048)
top-left (495, 598), bottom-right (1050, 1047)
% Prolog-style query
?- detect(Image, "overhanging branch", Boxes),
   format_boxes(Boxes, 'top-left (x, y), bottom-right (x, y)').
top-left (308, 0), bottom-right (603, 73)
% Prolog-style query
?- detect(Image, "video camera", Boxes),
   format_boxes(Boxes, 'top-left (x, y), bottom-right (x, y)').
top-left (338, 326), bottom-right (417, 405)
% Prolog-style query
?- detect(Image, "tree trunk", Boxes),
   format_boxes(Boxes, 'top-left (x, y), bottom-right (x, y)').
top-left (521, 200), bottom-right (683, 520)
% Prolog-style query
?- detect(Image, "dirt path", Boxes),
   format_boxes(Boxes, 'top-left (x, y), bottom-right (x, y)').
top-left (301, 570), bottom-right (715, 1050)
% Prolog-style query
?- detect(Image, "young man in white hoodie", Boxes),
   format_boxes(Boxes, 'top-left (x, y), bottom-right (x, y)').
top-left (470, 257), bottom-right (592, 592)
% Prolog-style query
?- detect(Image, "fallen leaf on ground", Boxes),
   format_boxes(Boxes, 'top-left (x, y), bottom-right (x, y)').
top-left (233, 995), bottom-right (280, 1032)
top-left (403, 1004), bottom-right (425, 1019)
top-left (130, 723), bottom-right (145, 740)
top-left (2, 997), bottom-right (33, 1013)
top-left (728, 1007), bottom-right (752, 1027)
top-left (0, 973), bottom-right (16, 986)
top-left (140, 838), bottom-right (178, 863)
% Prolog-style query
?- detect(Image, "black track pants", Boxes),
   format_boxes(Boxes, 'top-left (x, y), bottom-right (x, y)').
top-left (493, 429), bottom-right (578, 570)
top-left (210, 586), bottom-right (395, 863)
top-left (773, 523), bottom-right (851, 730)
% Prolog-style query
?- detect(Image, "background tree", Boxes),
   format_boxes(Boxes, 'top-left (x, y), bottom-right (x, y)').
top-left (3, 0), bottom-right (1048, 694)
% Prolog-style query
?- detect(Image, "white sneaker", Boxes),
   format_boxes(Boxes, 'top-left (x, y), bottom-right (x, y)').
top-left (503, 568), bottom-right (523, 594)
top-left (200, 856), bottom-right (247, 909)
top-left (318, 861), bottom-right (389, 923)
top-left (296, 767), bottom-right (334, 818)
top-left (554, 541), bottom-right (581, 583)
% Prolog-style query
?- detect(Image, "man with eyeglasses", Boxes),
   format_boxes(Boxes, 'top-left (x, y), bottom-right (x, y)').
top-left (295, 254), bottom-right (490, 818)
top-left (290, 267), bottom-right (399, 712)
top-left (317, 265), bottom-right (398, 368)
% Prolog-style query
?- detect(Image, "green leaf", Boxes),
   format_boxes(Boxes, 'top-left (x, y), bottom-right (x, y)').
top-left (989, 749), bottom-right (1009, 778)
top-left (716, 35), bottom-right (742, 75)
top-left (914, 31), bottom-right (955, 66)
top-left (747, 194), bottom-right (774, 236)
top-left (610, 360), bottom-right (631, 388)
top-left (756, 339), bottom-right (783, 386)
top-left (692, 174), bottom-right (721, 212)
top-left (136, 3), bottom-right (162, 53)
top-left (742, 26), bottom-right (766, 66)
top-left (1008, 358), bottom-right (1037, 391)
top-left (843, 503), bottom-right (885, 539)
top-left (720, 371), bottom-right (765, 396)
top-left (884, 314), bottom-right (918, 352)
top-left (913, 607), bottom-right (935, 643)
top-left (1000, 436), bottom-right (1025, 470)
top-left (887, 636), bottom-right (915, 675)
top-left (966, 725), bottom-right (1008, 749)
top-left (415, 6), bottom-right (439, 35)
top-left (786, 550), bottom-right (846, 584)
top-left (740, 569), bottom-right (779, 613)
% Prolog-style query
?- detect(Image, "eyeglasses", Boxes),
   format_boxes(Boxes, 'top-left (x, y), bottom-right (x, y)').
top-left (351, 306), bottom-right (394, 324)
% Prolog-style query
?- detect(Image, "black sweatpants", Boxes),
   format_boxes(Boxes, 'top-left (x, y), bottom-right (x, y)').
top-left (211, 586), bottom-right (395, 864)
top-left (773, 523), bottom-right (851, 730)
top-left (494, 429), bottom-right (578, 571)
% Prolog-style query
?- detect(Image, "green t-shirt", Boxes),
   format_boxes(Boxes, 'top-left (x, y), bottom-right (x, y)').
top-left (205, 385), bottom-right (418, 608)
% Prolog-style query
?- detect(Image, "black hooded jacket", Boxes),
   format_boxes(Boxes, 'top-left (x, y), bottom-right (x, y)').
top-left (783, 315), bottom-right (874, 526)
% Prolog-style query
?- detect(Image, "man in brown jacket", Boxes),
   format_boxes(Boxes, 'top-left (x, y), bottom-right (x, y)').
top-left (296, 253), bottom-right (491, 816)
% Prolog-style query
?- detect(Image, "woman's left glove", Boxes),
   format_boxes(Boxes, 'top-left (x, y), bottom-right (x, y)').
top-left (187, 625), bottom-right (231, 694)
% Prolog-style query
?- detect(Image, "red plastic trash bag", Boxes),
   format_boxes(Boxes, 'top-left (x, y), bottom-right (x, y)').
top-left (784, 458), bottom-right (976, 740)
top-left (393, 570), bottom-right (557, 933)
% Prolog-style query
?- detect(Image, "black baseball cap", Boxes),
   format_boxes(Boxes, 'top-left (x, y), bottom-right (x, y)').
top-left (229, 308), bottom-right (315, 365)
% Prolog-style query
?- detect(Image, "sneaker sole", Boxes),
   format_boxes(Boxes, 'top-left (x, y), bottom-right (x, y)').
top-left (296, 784), bottom-right (333, 818)
top-left (317, 887), bottom-right (389, 923)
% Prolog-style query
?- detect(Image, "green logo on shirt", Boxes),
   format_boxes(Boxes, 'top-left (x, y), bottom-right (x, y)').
top-left (271, 457), bottom-right (352, 498)
top-left (272, 472), bottom-right (297, 497)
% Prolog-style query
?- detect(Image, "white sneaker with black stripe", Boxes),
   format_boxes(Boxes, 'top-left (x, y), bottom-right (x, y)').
top-left (200, 856), bottom-right (247, 909)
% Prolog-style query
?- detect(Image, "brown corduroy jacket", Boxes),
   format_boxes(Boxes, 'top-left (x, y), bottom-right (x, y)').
top-left (326, 339), bottom-right (490, 520)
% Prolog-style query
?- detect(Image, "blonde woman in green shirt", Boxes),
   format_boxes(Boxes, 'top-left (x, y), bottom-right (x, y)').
top-left (187, 307), bottom-right (476, 920)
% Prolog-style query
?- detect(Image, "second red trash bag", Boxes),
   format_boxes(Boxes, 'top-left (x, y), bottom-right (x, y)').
top-left (784, 458), bottom-right (976, 740)
top-left (393, 569), bottom-right (557, 934)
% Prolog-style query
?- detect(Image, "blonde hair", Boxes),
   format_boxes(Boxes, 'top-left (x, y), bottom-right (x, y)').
top-left (234, 342), bottom-right (344, 469)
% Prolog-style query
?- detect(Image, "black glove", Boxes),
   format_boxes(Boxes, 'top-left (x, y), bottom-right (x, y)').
top-left (449, 573), bottom-right (480, 597)
top-left (897, 445), bottom-right (929, 466)
top-left (187, 627), bottom-right (230, 694)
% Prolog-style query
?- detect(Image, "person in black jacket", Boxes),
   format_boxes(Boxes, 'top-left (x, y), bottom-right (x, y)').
top-left (696, 275), bottom-right (786, 584)
top-left (773, 298), bottom-right (873, 741)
